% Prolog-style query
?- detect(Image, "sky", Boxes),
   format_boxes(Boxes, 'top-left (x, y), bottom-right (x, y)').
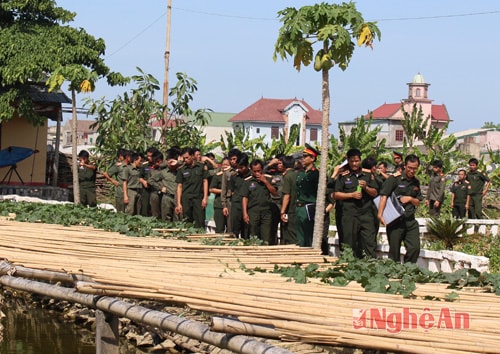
top-left (56, 0), bottom-right (500, 134)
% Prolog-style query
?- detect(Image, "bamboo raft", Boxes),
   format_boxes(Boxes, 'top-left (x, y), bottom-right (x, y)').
top-left (0, 219), bottom-right (499, 353)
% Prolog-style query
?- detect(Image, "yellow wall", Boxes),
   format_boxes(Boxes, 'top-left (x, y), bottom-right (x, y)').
top-left (1, 117), bottom-right (48, 185)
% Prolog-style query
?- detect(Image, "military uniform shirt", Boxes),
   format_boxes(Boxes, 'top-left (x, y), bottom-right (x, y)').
top-left (296, 167), bottom-right (319, 203)
top-left (242, 176), bottom-right (273, 210)
top-left (150, 168), bottom-right (178, 196)
top-left (107, 163), bottom-right (126, 196)
top-left (281, 169), bottom-right (298, 212)
top-left (229, 171), bottom-right (252, 204)
top-left (428, 172), bottom-right (446, 202)
top-left (334, 169), bottom-right (378, 213)
top-left (380, 174), bottom-right (423, 218)
top-left (450, 180), bottom-right (471, 206)
top-left (78, 165), bottom-right (96, 189)
top-left (175, 162), bottom-right (208, 198)
top-left (210, 171), bottom-right (224, 209)
top-left (123, 165), bottom-right (144, 189)
top-left (466, 170), bottom-right (490, 195)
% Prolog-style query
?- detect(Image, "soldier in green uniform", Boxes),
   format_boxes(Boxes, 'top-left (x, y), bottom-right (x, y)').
top-left (362, 156), bottom-right (383, 252)
top-left (221, 148), bottom-right (242, 233)
top-left (77, 150), bottom-right (97, 207)
top-left (425, 160), bottom-right (446, 217)
top-left (450, 169), bottom-right (471, 218)
top-left (242, 159), bottom-right (277, 244)
top-left (228, 153), bottom-right (251, 239)
top-left (141, 147), bottom-right (159, 216)
top-left (295, 144), bottom-right (320, 247)
top-left (209, 158), bottom-right (230, 233)
top-left (378, 154), bottom-right (423, 263)
top-left (466, 158), bottom-right (491, 219)
top-left (149, 149), bottom-right (181, 222)
top-left (103, 148), bottom-right (128, 212)
top-left (175, 147), bottom-right (209, 229)
top-left (147, 151), bottom-right (164, 218)
top-left (279, 156), bottom-right (298, 245)
top-left (265, 156), bottom-right (284, 245)
top-left (334, 149), bottom-right (379, 258)
top-left (123, 152), bottom-right (147, 215)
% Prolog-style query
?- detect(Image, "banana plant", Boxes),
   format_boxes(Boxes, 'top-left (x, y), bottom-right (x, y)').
top-left (261, 123), bottom-right (302, 159)
top-left (220, 128), bottom-right (265, 159)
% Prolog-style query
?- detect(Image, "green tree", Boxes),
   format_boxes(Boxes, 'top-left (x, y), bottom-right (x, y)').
top-left (0, 0), bottom-right (126, 204)
top-left (274, 2), bottom-right (380, 249)
top-left (86, 68), bottom-right (162, 169)
top-left (162, 72), bottom-right (214, 150)
top-left (482, 122), bottom-right (500, 130)
top-left (87, 70), bottom-right (214, 169)
top-left (0, 0), bottom-right (125, 125)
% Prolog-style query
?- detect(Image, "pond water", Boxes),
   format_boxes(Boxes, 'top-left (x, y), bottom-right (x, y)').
top-left (0, 301), bottom-right (95, 354)
top-left (0, 297), bottom-right (141, 354)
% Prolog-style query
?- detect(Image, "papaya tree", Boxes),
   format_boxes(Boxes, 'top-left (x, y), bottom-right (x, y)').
top-left (273, 2), bottom-right (381, 249)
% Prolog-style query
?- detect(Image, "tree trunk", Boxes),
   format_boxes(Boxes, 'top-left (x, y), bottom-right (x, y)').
top-left (312, 67), bottom-right (331, 249)
top-left (71, 88), bottom-right (80, 204)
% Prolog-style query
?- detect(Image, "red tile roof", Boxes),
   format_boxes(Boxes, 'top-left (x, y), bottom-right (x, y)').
top-left (368, 103), bottom-right (400, 118)
top-left (431, 104), bottom-right (449, 122)
top-left (229, 98), bottom-right (322, 125)
top-left (365, 103), bottom-right (449, 122)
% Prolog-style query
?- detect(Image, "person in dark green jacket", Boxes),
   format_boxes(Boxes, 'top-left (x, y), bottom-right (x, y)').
top-left (295, 144), bottom-right (320, 247)
top-left (242, 159), bottom-right (277, 244)
top-left (77, 150), bottom-right (97, 207)
top-left (175, 147), bottom-right (209, 229)
top-left (209, 158), bottom-right (230, 233)
top-left (466, 158), bottom-right (491, 219)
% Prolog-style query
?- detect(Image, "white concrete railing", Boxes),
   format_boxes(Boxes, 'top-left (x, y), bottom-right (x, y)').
top-left (327, 217), bottom-right (498, 273)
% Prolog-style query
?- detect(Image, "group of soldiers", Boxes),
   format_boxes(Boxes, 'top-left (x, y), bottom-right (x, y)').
top-left (78, 145), bottom-right (492, 264)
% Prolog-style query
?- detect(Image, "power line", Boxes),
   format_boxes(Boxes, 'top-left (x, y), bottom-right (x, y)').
top-left (376, 10), bottom-right (500, 22)
top-left (106, 7), bottom-right (500, 57)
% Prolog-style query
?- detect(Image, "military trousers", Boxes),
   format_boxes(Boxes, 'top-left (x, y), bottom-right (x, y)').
top-left (281, 212), bottom-right (297, 245)
top-left (295, 205), bottom-right (313, 247)
top-left (341, 210), bottom-right (376, 258)
top-left (387, 217), bottom-right (420, 263)
top-left (248, 208), bottom-right (273, 244)
top-left (468, 194), bottom-right (483, 219)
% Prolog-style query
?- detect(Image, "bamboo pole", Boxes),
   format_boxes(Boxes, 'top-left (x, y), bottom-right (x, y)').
top-left (0, 275), bottom-right (293, 354)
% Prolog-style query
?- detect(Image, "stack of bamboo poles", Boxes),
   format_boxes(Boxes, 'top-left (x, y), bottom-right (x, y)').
top-left (0, 219), bottom-right (499, 353)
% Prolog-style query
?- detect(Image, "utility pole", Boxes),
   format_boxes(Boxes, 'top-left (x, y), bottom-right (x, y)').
top-left (162, 0), bottom-right (172, 139)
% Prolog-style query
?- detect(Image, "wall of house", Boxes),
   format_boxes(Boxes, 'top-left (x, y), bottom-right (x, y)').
top-left (0, 116), bottom-right (47, 185)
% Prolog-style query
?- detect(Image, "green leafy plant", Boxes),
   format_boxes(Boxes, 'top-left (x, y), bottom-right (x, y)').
top-left (426, 215), bottom-right (467, 250)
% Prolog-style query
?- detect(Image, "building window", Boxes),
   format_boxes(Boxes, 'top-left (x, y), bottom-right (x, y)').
top-left (415, 88), bottom-right (421, 97)
top-left (256, 128), bottom-right (260, 134)
top-left (310, 128), bottom-right (318, 141)
top-left (395, 130), bottom-right (404, 141)
top-left (271, 126), bottom-right (279, 139)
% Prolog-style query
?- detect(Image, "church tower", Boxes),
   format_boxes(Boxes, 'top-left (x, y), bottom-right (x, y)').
top-left (404, 73), bottom-right (432, 103)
